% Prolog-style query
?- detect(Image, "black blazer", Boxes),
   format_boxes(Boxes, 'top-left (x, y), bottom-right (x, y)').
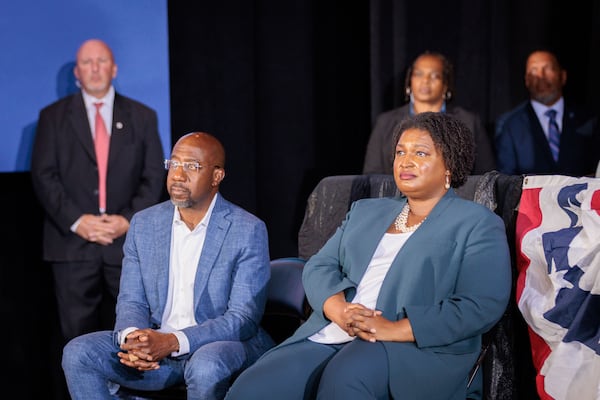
top-left (495, 101), bottom-right (600, 176)
top-left (31, 92), bottom-right (166, 264)
top-left (362, 104), bottom-right (496, 175)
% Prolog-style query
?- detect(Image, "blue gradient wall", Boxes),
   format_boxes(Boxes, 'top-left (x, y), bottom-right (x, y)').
top-left (0, 0), bottom-right (171, 172)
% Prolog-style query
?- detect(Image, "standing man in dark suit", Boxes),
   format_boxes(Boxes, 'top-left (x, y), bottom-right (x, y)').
top-left (495, 50), bottom-right (600, 176)
top-left (31, 39), bottom-right (165, 344)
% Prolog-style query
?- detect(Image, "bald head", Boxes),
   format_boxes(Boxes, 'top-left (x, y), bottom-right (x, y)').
top-left (74, 39), bottom-right (117, 98)
top-left (76, 39), bottom-right (114, 61)
top-left (175, 132), bottom-right (226, 169)
top-left (167, 132), bottom-right (226, 210)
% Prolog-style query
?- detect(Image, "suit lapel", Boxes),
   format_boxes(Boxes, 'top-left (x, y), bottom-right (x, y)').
top-left (376, 191), bottom-right (456, 316)
top-left (347, 198), bottom-right (406, 284)
top-left (526, 103), bottom-right (556, 165)
top-left (109, 94), bottom-right (132, 166)
top-left (68, 92), bottom-right (96, 161)
top-left (151, 203), bottom-right (175, 319)
top-left (193, 195), bottom-right (231, 309)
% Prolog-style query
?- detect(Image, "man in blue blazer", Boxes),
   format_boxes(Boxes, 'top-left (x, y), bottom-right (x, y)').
top-left (31, 39), bottom-right (166, 343)
top-left (495, 50), bottom-right (600, 176)
top-left (61, 132), bottom-right (274, 399)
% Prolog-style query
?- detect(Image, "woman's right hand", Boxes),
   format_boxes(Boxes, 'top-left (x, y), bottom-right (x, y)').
top-left (323, 293), bottom-right (379, 336)
top-left (344, 303), bottom-right (381, 338)
top-left (323, 292), bottom-right (353, 334)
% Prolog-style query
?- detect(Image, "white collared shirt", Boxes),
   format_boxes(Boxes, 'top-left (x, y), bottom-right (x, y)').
top-left (69, 86), bottom-right (116, 229)
top-left (161, 193), bottom-right (218, 355)
top-left (531, 97), bottom-right (564, 141)
top-left (309, 231), bottom-right (412, 344)
top-left (81, 86), bottom-right (115, 138)
top-left (119, 194), bottom-right (218, 356)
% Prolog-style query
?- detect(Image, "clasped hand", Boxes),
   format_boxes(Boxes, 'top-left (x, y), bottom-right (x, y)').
top-left (76, 213), bottom-right (129, 245)
top-left (340, 303), bottom-right (414, 343)
top-left (341, 303), bottom-right (385, 342)
top-left (324, 293), bottom-right (413, 343)
top-left (118, 329), bottom-right (178, 371)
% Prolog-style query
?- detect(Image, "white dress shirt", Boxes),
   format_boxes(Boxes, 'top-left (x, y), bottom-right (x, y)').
top-left (69, 86), bottom-right (116, 229)
top-left (309, 231), bottom-right (412, 344)
top-left (120, 194), bottom-right (218, 357)
top-left (81, 85), bottom-right (115, 138)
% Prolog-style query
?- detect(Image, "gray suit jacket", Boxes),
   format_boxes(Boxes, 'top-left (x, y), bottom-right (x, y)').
top-left (115, 196), bottom-right (274, 357)
top-left (363, 104), bottom-right (496, 175)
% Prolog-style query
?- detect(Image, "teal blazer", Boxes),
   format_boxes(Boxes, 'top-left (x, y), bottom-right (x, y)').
top-left (279, 189), bottom-right (511, 398)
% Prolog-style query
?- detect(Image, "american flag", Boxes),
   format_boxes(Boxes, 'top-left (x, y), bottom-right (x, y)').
top-left (516, 175), bottom-right (600, 399)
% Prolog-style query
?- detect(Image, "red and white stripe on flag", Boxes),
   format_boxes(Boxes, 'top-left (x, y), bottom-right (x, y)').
top-left (516, 175), bottom-right (600, 400)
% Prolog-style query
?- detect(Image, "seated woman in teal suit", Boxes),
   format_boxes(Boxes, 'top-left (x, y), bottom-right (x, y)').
top-left (226, 112), bottom-right (512, 400)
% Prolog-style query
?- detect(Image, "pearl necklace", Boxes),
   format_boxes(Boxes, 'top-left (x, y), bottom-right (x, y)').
top-left (394, 204), bottom-right (426, 233)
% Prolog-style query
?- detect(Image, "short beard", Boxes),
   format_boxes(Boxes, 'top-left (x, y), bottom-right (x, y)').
top-left (170, 198), bottom-right (194, 208)
top-left (526, 76), bottom-right (560, 105)
top-left (531, 91), bottom-right (560, 106)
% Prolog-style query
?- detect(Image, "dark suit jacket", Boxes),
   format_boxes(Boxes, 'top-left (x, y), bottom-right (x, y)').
top-left (362, 104), bottom-right (496, 174)
top-left (31, 91), bottom-right (166, 265)
top-left (495, 101), bottom-right (600, 176)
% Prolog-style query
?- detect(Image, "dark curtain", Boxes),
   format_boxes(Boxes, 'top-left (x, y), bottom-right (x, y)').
top-left (168, 0), bottom-right (599, 260)
top-left (370, 0), bottom-right (600, 132)
top-left (166, 3), bottom-right (598, 398)
top-left (168, 1), bottom-right (371, 259)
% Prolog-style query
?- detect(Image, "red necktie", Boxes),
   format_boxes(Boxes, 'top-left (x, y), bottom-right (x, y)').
top-left (94, 102), bottom-right (110, 213)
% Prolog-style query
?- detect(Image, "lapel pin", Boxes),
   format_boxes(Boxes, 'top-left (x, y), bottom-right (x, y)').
top-left (116, 122), bottom-right (123, 129)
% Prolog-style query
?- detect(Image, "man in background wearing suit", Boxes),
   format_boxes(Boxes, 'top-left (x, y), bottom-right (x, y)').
top-left (31, 39), bottom-right (165, 344)
top-left (495, 50), bottom-right (600, 176)
top-left (62, 132), bottom-right (274, 399)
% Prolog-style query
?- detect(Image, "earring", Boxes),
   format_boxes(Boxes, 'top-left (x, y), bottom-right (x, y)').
top-left (444, 173), bottom-right (450, 189)
top-left (444, 90), bottom-right (452, 101)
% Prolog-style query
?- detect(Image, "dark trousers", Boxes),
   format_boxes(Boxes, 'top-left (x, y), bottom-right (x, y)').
top-left (51, 259), bottom-right (121, 342)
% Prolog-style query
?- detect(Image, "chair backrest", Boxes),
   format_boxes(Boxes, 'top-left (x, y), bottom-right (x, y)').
top-left (298, 173), bottom-right (497, 259)
top-left (298, 174), bottom-right (398, 260)
top-left (261, 258), bottom-right (308, 344)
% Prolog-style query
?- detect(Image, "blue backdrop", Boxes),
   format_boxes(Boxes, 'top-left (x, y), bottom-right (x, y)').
top-left (0, 0), bottom-right (170, 172)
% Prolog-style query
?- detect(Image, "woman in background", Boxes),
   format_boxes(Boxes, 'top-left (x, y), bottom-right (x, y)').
top-left (363, 51), bottom-right (496, 176)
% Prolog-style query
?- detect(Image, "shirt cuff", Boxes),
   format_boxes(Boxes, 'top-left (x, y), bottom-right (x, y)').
top-left (70, 216), bottom-right (83, 233)
top-left (118, 327), bottom-right (139, 345)
top-left (170, 331), bottom-right (189, 357)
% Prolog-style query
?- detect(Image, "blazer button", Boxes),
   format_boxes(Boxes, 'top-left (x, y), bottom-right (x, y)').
top-left (93, 189), bottom-right (99, 195)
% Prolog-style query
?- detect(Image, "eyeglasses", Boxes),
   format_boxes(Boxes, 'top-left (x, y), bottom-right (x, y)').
top-left (164, 159), bottom-right (219, 172)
